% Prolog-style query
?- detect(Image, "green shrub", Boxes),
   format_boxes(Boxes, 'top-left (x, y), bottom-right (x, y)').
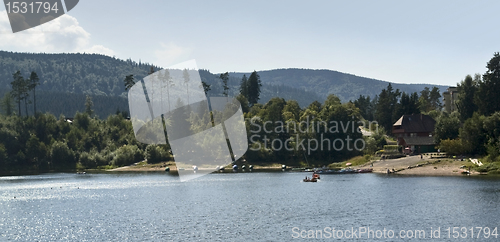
top-left (145, 144), bottom-right (162, 163)
top-left (78, 151), bottom-right (96, 168)
top-left (112, 145), bottom-right (143, 167)
top-left (94, 151), bottom-right (109, 167)
top-left (438, 139), bottom-right (465, 156)
top-left (50, 141), bottom-right (76, 168)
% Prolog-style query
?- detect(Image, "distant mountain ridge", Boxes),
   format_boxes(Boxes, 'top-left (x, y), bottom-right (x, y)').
top-left (230, 68), bottom-right (449, 102)
top-left (0, 51), bottom-right (448, 117)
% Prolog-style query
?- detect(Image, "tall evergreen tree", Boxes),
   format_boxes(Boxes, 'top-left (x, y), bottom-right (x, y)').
top-left (220, 72), bottom-right (230, 98)
top-left (239, 74), bottom-right (249, 99)
top-left (85, 95), bottom-right (94, 117)
top-left (353, 95), bottom-right (373, 120)
top-left (375, 89), bottom-right (392, 131)
top-left (375, 83), bottom-right (400, 132)
top-left (410, 92), bottom-right (420, 113)
top-left (456, 74), bottom-right (478, 121)
top-left (0, 93), bottom-right (14, 115)
top-left (429, 87), bottom-right (442, 111)
top-left (419, 87), bottom-right (431, 112)
top-left (395, 92), bottom-right (420, 117)
top-left (10, 71), bottom-right (28, 116)
top-left (202, 81), bottom-right (211, 95)
top-left (247, 71), bottom-right (262, 106)
top-left (23, 77), bottom-right (30, 116)
top-left (183, 69), bottom-right (190, 104)
top-left (29, 71), bottom-right (40, 115)
top-left (159, 70), bottom-right (174, 112)
top-left (124, 74), bottom-right (135, 91)
top-left (476, 52), bottom-right (500, 116)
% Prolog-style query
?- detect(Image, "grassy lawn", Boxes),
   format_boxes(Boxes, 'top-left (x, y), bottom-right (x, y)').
top-left (328, 155), bottom-right (372, 168)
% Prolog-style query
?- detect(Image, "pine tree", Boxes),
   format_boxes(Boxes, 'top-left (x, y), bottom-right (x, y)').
top-left (183, 69), bottom-right (190, 104)
top-left (429, 87), bottom-right (442, 110)
top-left (202, 81), bottom-right (211, 95)
top-left (375, 83), bottom-right (400, 131)
top-left (419, 87), bottom-right (431, 112)
top-left (161, 70), bottom-right (174, 113)
top-left (23, 76), bottom-right (31, 116)
top-left (476, 52), bottom-right (500, 116)
top-left (10, 71), bottom-right (29, 116)
top-left (353, 95), bottom-right (373, 120)
top-left (220, 72), bottom-right (230, 99)
top-left (124, 74), bottom-right (135, 91)
top-left (239, 74), bottom-right (249, 99)
top-left (85, 95), bottom-right (94, 117)
top-left (456, 74), bottom-right (478, 121)
top-left (29, 71), bottom-right (40, 115)
top-left (0, 93), bottom-right (14, 115)
top-left (247, 71), bottom-right (262, 106)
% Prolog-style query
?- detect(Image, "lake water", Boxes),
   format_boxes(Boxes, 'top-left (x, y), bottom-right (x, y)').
top-left (1, 172), bottom-right (500, 241)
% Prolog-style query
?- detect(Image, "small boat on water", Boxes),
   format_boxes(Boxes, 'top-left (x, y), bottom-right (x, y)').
top-left (303, 177), bottom-right (318, 182)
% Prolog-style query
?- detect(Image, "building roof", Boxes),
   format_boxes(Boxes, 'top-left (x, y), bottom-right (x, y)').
top-left (401, 136), bottom-right (436, 146)
top-left (393, 114), bottom-right (436, 133)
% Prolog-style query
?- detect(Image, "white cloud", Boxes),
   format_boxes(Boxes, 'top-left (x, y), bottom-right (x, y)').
top-left (153, 42), bottom-right (193, 68)
top-left (0, 10), bottom-right (114, 56)
top-left (81, 45), bottom-right (115, 56)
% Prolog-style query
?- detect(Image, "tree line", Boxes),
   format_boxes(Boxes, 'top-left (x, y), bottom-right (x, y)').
top-left (3, 52), bottom-right (499, 174)
top-left (353, 83), bottom-right (442, 132)
top-left (434, 52), bottom-right (500, 166)
top-left (0, 68), bottom-right (375, 173)
top-left (6, 70), bottom-right (40, 116)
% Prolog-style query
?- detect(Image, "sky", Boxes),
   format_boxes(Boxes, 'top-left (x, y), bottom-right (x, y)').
top-left (0, 0), bottom-right (499, 86)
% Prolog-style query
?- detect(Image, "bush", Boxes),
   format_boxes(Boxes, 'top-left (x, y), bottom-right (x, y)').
top-left (438, 139), bottom-right (465, 156)
top-left (476, 162), bottom-right (500, 173)
top-left (78, 151), bottom-right (96, 168)
top-left (94, 151), bottom-right (110, 167)
top-left (363, 137), bottom-right (376, 154)
top-left (112, 145), bottom-right (143, 167)
top-left (50, 141), bottom-right (76, 169)
top-left (145, 144), bottom-right (162, 163)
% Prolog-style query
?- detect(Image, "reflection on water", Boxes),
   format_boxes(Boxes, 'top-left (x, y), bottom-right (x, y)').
top-left (1, 172), bottom-right (499, 241)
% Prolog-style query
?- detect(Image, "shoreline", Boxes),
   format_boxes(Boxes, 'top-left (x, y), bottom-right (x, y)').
top-left (366, 156), bottom-right (481, 176)
top-left (103, 157), bottom-right (487, 177)
top-left (106, 162), bottom-right (287, 173)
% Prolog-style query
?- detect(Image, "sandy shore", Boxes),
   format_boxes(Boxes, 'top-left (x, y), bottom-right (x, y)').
top-left (364, 155), bottom-right (479, 176)
top-left (107, 162), bottom-right (284, 172)
top-left (107, 162), bottom-right (176, 172)
top-left (395, 163), bottom-right (477, 176)
top-left (107, 156), bottom-right (481, 176)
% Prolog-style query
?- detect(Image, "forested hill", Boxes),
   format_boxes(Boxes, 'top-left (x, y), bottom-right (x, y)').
top-left (0, 51), bottom-right (155, 97)
top-left (0, 51), bottom-right (447, 117)
top-left (0, 51), bottom-right (321, 114)
top-left (231, 69), bottom-right (449, 102)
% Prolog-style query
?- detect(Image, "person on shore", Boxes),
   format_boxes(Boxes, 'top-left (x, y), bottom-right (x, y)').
top-left (420, 154), bottom-right (423, 159)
